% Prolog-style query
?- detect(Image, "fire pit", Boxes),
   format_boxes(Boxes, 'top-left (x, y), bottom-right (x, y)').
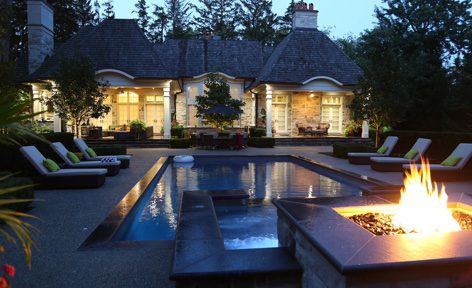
top-left (274, 161), bottom-right (472, 288)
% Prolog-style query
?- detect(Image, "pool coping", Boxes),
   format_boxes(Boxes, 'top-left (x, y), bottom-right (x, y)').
top-left (79, 154), bottom-right (400, 250)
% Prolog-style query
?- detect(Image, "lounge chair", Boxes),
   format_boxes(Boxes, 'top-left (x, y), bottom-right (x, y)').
top-left (402, 143), bottom-right (472, 182)
top-left (19, 146), bottom-right (106, 189)
top-left (370, 138), bottom-right (432, 172)
top-left (50, 142), bottom-right (121, 176)
top-left (74, 138), bottom-right (131, 168)
top-left (348, 136), bottom-right (399, 165)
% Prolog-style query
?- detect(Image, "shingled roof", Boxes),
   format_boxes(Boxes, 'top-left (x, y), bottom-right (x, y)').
top-left (155, 39), bottom-right (270, 79)
top-left (256, 28), bottom-right (362, 86)
top-left (30, 19), bottom-right (172, 80)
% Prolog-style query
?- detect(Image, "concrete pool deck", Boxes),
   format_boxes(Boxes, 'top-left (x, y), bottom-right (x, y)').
top-left (5, 146), bottom-right (471, 287)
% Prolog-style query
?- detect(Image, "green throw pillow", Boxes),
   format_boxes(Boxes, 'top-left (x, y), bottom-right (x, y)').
top-left (86, 147), bottom-right (97, 158)
top-left (403, 149), bottom-right (418, 160)
top-left (67, 151), bottom-right (80, 163)
top-left (43, 159), bottom-right (60, 172)
top-left (377, 146), bottom-right (388, 154)
top-left (441, 155), bottom-right (462, 167)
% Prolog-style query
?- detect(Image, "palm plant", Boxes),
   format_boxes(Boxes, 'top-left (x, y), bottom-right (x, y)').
top-left (0, 174), bottom-right (37, 268)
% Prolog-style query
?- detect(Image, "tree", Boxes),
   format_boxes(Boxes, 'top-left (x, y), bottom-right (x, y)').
top-left (49, 0), bottom-right (80, 43)
top-left (8, 0), bottom-right (26, 61)
top-left (75, 0), bottom-right (95, 28)
top-left (93, 0), bottom-right (101, 25)
top-left (149, 4), bottom-right (168, 43)
top-left (240, 0), bottom-right (279, 45)
top-left (0, 0), bottom-right (12, 63)
top-left (165, 0), bottom-right (194, 39)
top-left (134, 0), bottom-right (150, 35)
top-left (102, 0), bottom-right (115, 20)
top-left (44, 55), bottom-right (110, 137)
top-left (372, 0), bottom-right (472, 131)
top-left (195, 74), bottom-right (245, 131)
top-left (275, 0), bottom-right (294, 43)
top-left (193, 0), bottom-right (241, 39)
top-left (349, 27), bottom-right (412, 147)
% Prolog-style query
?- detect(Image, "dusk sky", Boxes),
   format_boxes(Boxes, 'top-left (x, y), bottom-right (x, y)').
top-left (111, 0), bottom-right (385, 38)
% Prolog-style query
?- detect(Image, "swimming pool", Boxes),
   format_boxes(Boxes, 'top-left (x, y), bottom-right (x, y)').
top-left (113, 156), bottom-right (363, 248)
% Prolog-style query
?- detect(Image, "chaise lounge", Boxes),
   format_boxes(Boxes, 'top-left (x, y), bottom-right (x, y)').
top-left (348, 136), bottom-right (399, 165)
top-left (74, 138), bottom-right (131, 169)
top-left (370, 138), bottom-right (432, 172)
top-left (50, 142), bottom-right (121, 176)
top-left (20, 146), bottom-right (107, 189)
top-left (402, 143), bottom-right (472, 182)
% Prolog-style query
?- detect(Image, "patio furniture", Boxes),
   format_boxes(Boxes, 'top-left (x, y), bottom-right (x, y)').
top-left (50, 142), bottom-right (121, 176)
top-left (316, 123), bottom-right (330, 136)
top-left (402, 143), bottom-right (472, 182)
top-left (370, 138), bottom-right (432, 172)
top-left (348, 136), bottom-right (399, 165)
top-left (201, 134), bottom-right (215, 149)
top-left (74, 138), bottom-right (131, 168)
top-left (19, 146), bottom-right (107, 189)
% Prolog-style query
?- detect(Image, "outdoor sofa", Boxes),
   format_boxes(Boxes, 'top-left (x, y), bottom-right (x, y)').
top-left (74, 138), bottom-right (131, 168)
top-left (50, 142), bottom-right (121, 176)
top-left (19, 146), bottom-right (107, 189)
top-left (348, 136), bottom-right (399, 165)
top-left (402, 143), bottom-right (472, 182)
top-left (370, 138), bottom-right (432, 172)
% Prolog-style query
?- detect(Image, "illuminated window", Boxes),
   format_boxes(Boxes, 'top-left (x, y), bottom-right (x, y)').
top-left (187, 85), bottom-right (199, 126)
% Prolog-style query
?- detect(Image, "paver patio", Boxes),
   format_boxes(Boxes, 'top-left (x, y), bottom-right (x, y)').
top-left (5, 146), bottom-right (471, 287)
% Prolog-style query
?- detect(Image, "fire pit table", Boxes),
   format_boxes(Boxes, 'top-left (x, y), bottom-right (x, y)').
top-left (274, 193), bottom-right (472, 288)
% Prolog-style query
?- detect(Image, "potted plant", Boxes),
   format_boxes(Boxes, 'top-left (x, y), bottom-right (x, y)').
top-left (130, 119), bottom-right (146, 140)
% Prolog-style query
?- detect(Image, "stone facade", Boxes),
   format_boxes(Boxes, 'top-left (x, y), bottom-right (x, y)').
top-left (175, 93), bottom-right (187, 126)
top-left (290, 92), bottom-right (322, 135)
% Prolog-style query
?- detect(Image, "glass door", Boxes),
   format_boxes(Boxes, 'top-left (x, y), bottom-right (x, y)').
top-left (272, 95), bottom-right (288, 134)
top-left (321, 95), bottom-right (342, 134)
top-left (146, 103), bottom-right (164, 135)
top-left (117, 91), bottom-right (140, 127)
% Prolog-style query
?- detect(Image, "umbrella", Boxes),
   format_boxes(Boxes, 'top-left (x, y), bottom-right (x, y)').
top-left (204, 104), bottom-right (241, 115)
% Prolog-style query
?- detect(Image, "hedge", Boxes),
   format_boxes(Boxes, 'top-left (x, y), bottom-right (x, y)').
top-left (169, 138), bottom-right (192, 149)
top-left (249, 127), bottom-right (266, 138)
top-left (247, 137), bottom-right (275, 148)
top-left (382, 130), bottom-right (472, 160)
top-left (171, 127), bottom-right (185, 139)
top-left (0, 172), bottom-right (34, 212)
top-left (91, 146), bottom-right (127, 156)
top-left (332, 143), bottom-right (375, 159)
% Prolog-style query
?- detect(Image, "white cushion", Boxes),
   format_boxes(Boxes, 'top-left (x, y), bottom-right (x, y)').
top-left (20, 146), bottom-right (49, 175)
top-left (74, 138), bottom-right (91, 159)
top-left (48, 168), bottom-right (107, 176)
top-left (69, 161), bottom-right (120, 168)
top-left (50, 142), bottom-right (73, 165)
top-left (382, 136), bottom-right (399, 155)
top-left (95, 155), bottom-right (131, 161)
top-left (449, 143), bottom-right (472, 169)
top-left (371, 157), bottom-right (410, 164)
top-left (409, 138), bottom-right (432, 161)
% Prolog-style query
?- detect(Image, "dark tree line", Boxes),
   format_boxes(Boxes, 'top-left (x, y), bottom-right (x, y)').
top-left (345, 0), bottom-right (472, 133)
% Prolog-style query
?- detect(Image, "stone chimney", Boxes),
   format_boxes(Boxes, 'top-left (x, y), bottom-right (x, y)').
top-left (292, 1), bottom-right (318, 30)
top-left (27, 0), bottom-right (54, 74)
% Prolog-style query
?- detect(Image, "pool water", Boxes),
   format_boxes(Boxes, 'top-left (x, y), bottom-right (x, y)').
top-left (117, 156), bottom-right (362, 248)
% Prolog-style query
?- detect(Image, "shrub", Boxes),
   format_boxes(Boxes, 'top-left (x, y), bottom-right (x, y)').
top-left (0, 173), bottom-right (34, 212)
top-left (249, 127), bottom-right (266, 138)
top-left (332, 143), bottom-right (375, 158)
top-left (247, 137), bottom-right (275, 148)
top-left (91, 146), bottom-right (127, 156)
top-left (382, 130), bottom-right (472, 160)
top-left (343, 121), bottom-right (362, 137)
top-left (170, 138), bottom-right (192, 149)
top-left (171, 127), bottom-right (185, 139)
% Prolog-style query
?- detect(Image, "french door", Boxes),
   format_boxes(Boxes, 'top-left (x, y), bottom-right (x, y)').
top-left (321, 96), bottom-right (343, 134)
top-left (146, 104), bottom-right (164, 135)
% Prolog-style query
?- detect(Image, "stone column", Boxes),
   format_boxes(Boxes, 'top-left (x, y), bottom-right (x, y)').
top-left (266, 88), bottom-right (273, 137)
top-left (163, 85), bottom-right (171, 139)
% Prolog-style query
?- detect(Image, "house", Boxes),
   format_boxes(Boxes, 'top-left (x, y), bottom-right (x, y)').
top-left (24, 0), bottom-right (362, 138)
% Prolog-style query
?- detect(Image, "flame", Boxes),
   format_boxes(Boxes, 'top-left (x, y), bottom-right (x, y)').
top-left (392, 158), bottom-right (461, 234)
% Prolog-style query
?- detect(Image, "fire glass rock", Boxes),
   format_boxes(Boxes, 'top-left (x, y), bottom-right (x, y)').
top-left (348, 211), bottom-right (472, 236)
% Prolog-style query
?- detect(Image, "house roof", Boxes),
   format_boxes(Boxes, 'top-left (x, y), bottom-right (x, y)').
top-left (30, 19), bottom-right (172, 80)
top-left (256, 28), bottom-right (362, 86)
top-left (26, 20), bottom-right (362, 87)
top-left (155, 39), bottom-right (270, 79)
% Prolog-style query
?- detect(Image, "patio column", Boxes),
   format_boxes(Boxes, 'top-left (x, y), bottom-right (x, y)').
top-left (266, 89), bottom-right (273, 137)
top-left (163, 85), bottom-right (171, 139)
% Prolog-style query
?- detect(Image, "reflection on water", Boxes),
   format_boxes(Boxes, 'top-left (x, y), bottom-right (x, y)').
top-left (121, 157), bottom-right (361, 241)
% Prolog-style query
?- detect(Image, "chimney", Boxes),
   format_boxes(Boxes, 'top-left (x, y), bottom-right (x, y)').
top-left (27, 0), bottom-right (54, 74)
top-left (292, 1), bottom-right (318, 30)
